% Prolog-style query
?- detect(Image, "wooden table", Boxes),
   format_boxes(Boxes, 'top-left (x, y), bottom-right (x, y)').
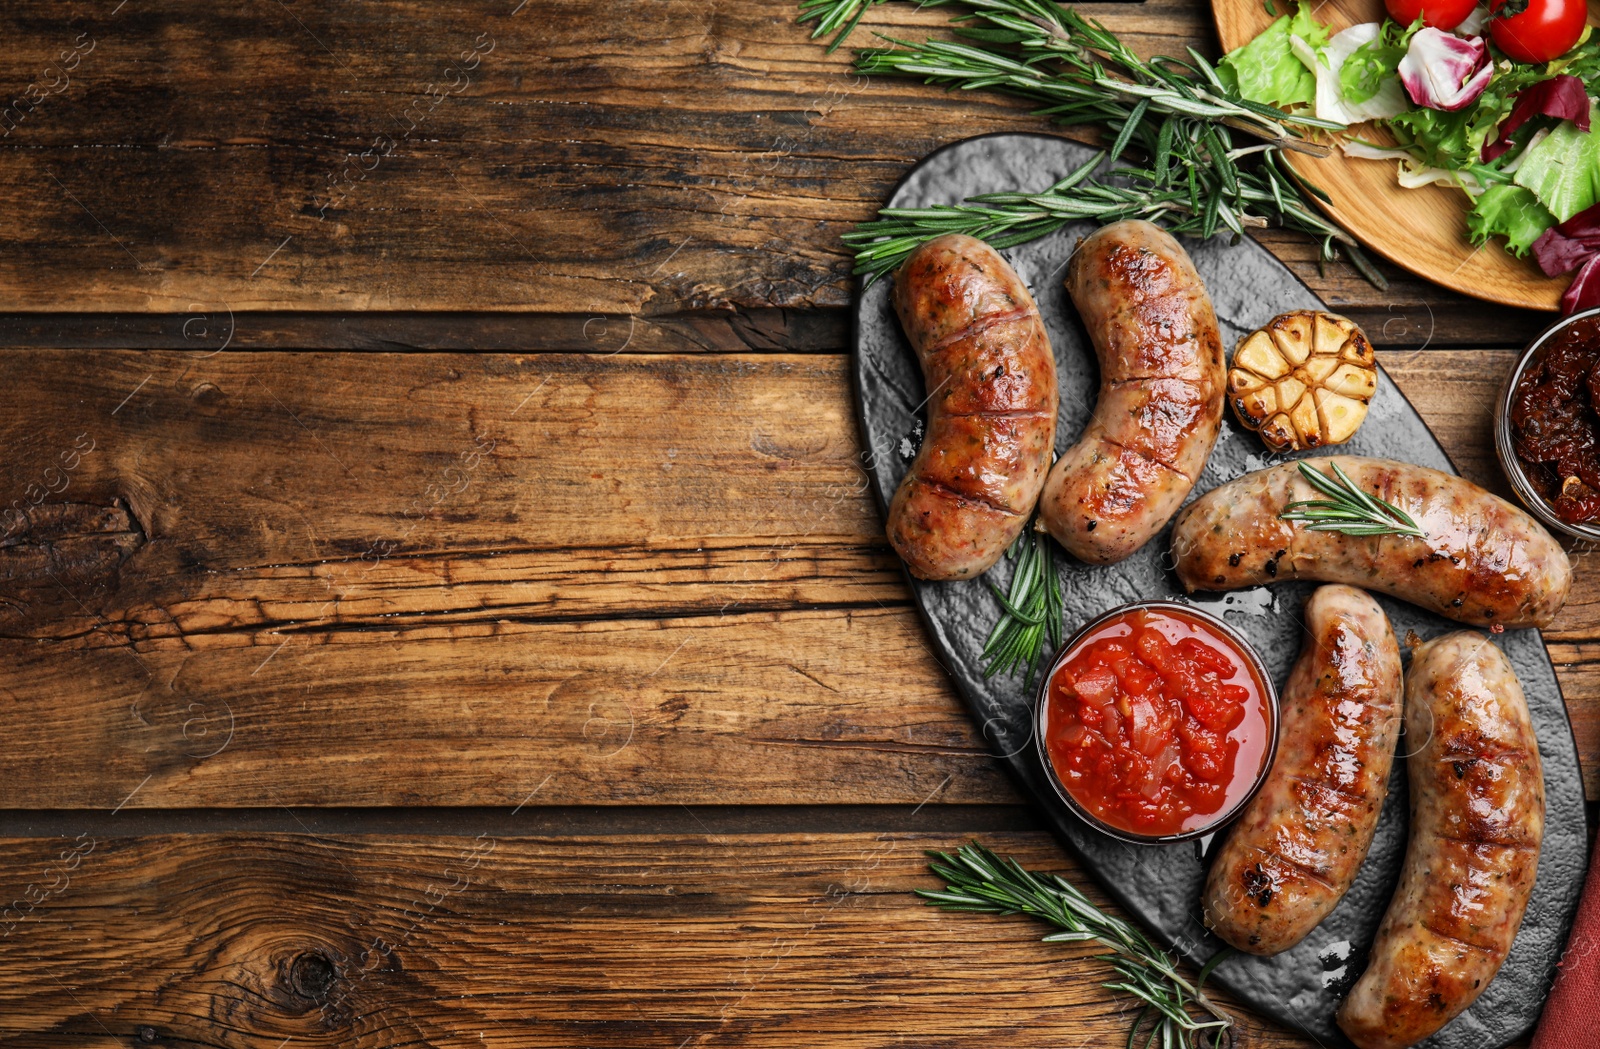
top-left (0, 2), bottom-right (1589, 1045)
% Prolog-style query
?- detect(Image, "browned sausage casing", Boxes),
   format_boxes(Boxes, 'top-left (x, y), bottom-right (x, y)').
top-left (887, 235), bottom-right (1058, 580)
top-left (1337, 631), bottom-right (1544, 1049)
top-left (1204, 585), bottom-right (1403, 956)
top-left (1171, 456), bottom-right (1572, 629)
top-left (1039, 220), bottom-right (1225, 564)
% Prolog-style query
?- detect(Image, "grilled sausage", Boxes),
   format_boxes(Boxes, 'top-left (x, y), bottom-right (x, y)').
top-left (1171, 456), bottom-right (1572, 629)
top-left (1203, 585), bottom-right (1403, 955)
top-left (1337, 632), bottom-right (1544, 1049)
top-left (1039, 220), bottom-right (1225, 564)
top-left (887, 235), bottom-right (1058, 580)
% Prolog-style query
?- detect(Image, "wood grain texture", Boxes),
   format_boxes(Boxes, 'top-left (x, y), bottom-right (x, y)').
top-left (0, 0), bottom-right (1559, 339)
top-left (0, 348), bottom-right (1597, 806)
top-left (1212, 0), bottom-right (1600, 311)
top-left (0, 830), bottom-right (1323, 1047)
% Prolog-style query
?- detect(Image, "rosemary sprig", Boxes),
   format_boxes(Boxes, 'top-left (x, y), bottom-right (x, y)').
top-left (1280, 460), bottom-right (1428, 539)
top-left (797, 0), bottom-right (890, 52)
top-left (804, 0), bottom-right (1386, 288)
top-left (842, 148), bottom-right (1365, 284)
top-left (856, 0), bottom-right (1340, 148)
top-left (918, 843), bottom-right (1235, 1049)
top-left (980, 522), bottom-right (1063, 686)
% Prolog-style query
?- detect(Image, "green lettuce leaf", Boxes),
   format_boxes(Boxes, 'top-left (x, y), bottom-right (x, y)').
top-left (1514, 103), bottom-right (1600, 222)
top-left (1220, 3), bottom-right (1331, 108)
top-left (1466, 184), bottom-right (1557, 256)
top-left (1339, 20), bottom-right (1411, 106)
top-left (1387, 106), bottom-right (1489, 170)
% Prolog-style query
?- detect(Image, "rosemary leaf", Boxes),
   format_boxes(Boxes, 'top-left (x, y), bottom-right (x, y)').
top-left (979, 523), bottom-right (1063, 686)
top-left (796, 0), bottom-right (889, 51)
top-left (918, 843), bottom-right (1235, 1049)
top-left (1280, 460), bottom-right (1428, 539)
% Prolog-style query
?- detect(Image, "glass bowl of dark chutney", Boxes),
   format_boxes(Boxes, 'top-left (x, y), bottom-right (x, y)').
top-left (1497, 306), bottom-right (1600, 543)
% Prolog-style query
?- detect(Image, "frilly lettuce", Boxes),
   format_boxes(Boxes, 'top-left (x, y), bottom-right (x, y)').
top-left (1304, 23), bottom-right (1409, 123)
top-left (1468, 184), bottom-right (1557, 256)
top-left (1339, 21), bottom-right (1413, 108)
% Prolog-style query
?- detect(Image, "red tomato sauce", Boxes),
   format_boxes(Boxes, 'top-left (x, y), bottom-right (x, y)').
top-left (1042, 606), bottom-right (1273, 838)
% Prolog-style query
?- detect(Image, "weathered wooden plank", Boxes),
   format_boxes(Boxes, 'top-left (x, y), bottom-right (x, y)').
top-left (0, 349), bottom-right (1596, 805)
top-left (0, 349), bottom-right (1539, 643)
top-left (0, 309), bottom-right (847, 353)
top-left (0, 830), bottom-right (1317, 1047)
top-left (0, 350), bottom-right (950, 807)
top-left (0, 0), bottom-right (1547, 338)
top-left (0, 351), bottom-right (898, 638)
top-left (1251, 232), bottom-right (1549, 349)
top-left (0, 604), bottom-right (1022, 808)
top-left (0, 304), bottom-right (1540, 354)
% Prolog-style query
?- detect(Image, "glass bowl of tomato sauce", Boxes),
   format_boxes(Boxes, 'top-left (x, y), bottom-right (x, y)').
top-left (1495, 305), bottom-right (1600, 542)
top-left (1034, 601), bottom-right (1279, 845)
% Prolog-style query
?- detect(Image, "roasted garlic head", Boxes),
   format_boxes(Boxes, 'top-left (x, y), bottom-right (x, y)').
top-left (1228, 311), bottom-right (1377, 453)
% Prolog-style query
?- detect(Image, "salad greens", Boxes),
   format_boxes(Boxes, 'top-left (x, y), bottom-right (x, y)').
top-left (1220, 4), bottom-right (1330, 107)
top-left (1341, 22), bottom-right (1412, 105)
top-left (1466, 184), bottom-right (1555, 255)
top-left (1515, 104), bottom-right (1600, 220)
top-left (1221, 3), bottom-right (1600, 261)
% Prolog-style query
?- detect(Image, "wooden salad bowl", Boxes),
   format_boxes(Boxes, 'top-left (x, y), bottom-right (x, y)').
top-left (1210, 0), bottom-right (1600, 311)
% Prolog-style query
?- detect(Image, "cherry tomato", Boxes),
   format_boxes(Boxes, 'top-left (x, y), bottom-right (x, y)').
top-left (1491, 0), bottom-right (1589, 63)
top-left (1384, 0), bottom-right (1480, 29)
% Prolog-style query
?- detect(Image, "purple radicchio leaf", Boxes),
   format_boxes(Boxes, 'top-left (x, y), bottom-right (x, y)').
top-left (1398, 27), bottom-right (1492, 111)
top-left (1530, 201), bottom-right (1600, 314)
top-left (1482, 74), bottom-right (1592, 162)
top-left (1560, 252), bottom-right (1600, 314)
top-left (1533, 201), bottom-right (1600, 277)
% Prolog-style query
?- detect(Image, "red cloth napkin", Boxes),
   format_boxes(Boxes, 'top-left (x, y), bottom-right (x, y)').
top-left (1533, 831), bottom-right (1600, 1048)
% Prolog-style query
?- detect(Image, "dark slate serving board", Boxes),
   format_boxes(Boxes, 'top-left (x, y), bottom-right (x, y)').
top-left (852, 133), bottom-right (1587, 1048)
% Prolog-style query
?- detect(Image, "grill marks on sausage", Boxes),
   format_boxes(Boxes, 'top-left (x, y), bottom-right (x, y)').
top-left (915, 477), bottom-right (1026, 519)
top-left (1336, 633), bottom-right (1544, 1049)
top-left (1420, 920), bottom-right (1499, 955)
top-left (1100, 377), bottom-right (1211, 481)
top-left (922, 305), bottom-right (1035, 354)
top-left (1078, 440), bottom-right (1187, 519)
top-left (1040, 222), bottom-right (1224, 565)
top-left (1203, 587), bottom-right (1402, 958)
top-left (1171, 457), bottom-right (1573, 629)
top-left (886, 235), bottom-right (1059, 581)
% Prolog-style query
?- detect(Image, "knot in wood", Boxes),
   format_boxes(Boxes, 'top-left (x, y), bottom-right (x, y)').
top-left (288, 950), bottom-right (337, 1002)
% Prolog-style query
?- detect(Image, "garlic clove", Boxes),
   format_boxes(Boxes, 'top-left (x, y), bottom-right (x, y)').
top-left (1234, 331), bottom-right (1289, 380)
top-left (1259, 413), bottom-right (1297, 451)
top-left (1227, 366), bottom-right (1267, 394)
top-left (1316, 389), bottom-right (1367, 445)
top-left (1277, 376), bottom-right (1308, 414)
top-left (1301, 355), bottom-right (1338, 384)
top-left (1325, 362), bottom-right (1378, 401)
top-left (1313, 313), bottom-right (1350, 355)
top-left (1236, 385), bottom-right (1279, 424)
top-left (1288, 393), bottom-right (1321, 447)
top-left (1270, 313), bottom-right (1315, 364)
top-left (1340, 333), bottom-right (1376, 366)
